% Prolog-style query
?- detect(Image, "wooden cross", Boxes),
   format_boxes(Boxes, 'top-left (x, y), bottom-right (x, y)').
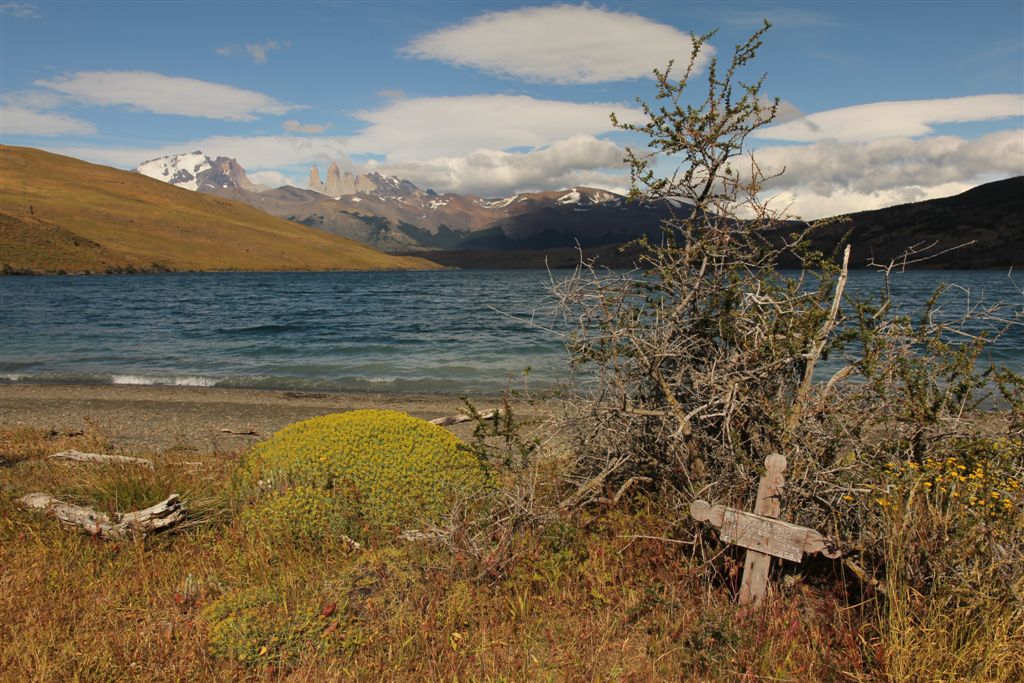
top-left (690, 453), bottom-right (841, 605)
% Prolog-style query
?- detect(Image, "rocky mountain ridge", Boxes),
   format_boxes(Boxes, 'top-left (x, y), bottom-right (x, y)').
top-left (139, 151), bottom-right (679, 253)
top-left (308, 162), bottom-right (418, 197)
top-left (135, 151), bottom-right (266, 194)
top-left (131, 152), bottom-right (1021, 267)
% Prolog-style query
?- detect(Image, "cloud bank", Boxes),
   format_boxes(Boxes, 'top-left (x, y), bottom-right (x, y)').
top-left (347, 94), bottom-right (642, 160)
top-left (750, 129), bottom-right (1024, 218)
top-left (402, 4), bottom-right (711, 84)
top-left (368, 134), bottom-right (629, 196)
top-left (755, 94), bottom-right (1024, 142)
top-left (0, 106), bottom-right (96, 136)
top-left (36, 71), bottom-right (296, 121)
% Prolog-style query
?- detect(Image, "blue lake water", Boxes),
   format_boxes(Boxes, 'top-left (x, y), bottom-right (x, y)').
top-left (1, 269), bottom-right (1021, 395)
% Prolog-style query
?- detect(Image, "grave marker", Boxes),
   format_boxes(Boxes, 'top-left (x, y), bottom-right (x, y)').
top-left (690, 453), bottom-right (841, 605)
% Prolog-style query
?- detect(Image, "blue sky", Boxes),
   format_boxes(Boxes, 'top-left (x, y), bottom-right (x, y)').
top-left (1, 0), bottom-right (1022, 218)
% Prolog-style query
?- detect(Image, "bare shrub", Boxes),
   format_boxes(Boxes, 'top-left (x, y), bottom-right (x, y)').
top-left (550, 21), bottom-right (1023, 608)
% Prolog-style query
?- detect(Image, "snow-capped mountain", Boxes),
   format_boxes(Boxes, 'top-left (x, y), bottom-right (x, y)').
top-left (135, 152), bottom-right (265, 193)
top-left (134, 152), bottom-right (683, 254)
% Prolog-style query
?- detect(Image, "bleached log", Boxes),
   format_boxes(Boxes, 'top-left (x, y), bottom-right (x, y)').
top-left (49, 450), bottom-right (154, 469)
top-left (430, 409), bottom-right (501, 427)
top-left (18, 492), bottom-right (187, 539)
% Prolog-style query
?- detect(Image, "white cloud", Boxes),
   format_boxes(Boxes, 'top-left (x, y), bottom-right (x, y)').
top-left (756, 94), bottom-right (1024, 142)
top-left (283, 119), bottom-right (331, 134)
top-left (247, 170), bottom-right (300, 188)
top-left (246, 40), bottom-right (283, 64)
top-left (0, 106), bottom-right (96, 136)
top-left (369, 134), bottom-right (628, 196)
top-left (216, 40), bottom-right (289, 64)
top-left (59, 135), bottom-right (353, 171)
top-left (36, 71), bottom-right (296, 121)
top-left (401, 4), bottom-right (711, 84)
top-left (348, 94), bottom-right (642, 160)
top-left (763, 182), bottom-right (978, 221)
top-left (0, 1), bottom-right (40, 18)
top-left (2, 89), bottom-right (67, 110)
top-left (745, 129), bottom-right (1024, 218)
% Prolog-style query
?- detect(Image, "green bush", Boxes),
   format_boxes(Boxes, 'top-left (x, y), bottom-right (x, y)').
top-left (242, 409), bottom-right (489, 530)
top-left (239, 485), bottom-right (360, 547)
top-left (202, 585), bottom-right (352, 667)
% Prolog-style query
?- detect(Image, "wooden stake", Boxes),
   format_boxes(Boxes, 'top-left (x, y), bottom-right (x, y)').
top-left (738, 453), bottom-right (786, 606)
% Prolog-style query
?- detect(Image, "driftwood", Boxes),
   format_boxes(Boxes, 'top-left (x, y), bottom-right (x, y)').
top-left (430, 409), bottom-right (501, 427)
top-left (49, 450), bottom-right (154, 469)
top-left (18, 492), bottom-right (187, 539)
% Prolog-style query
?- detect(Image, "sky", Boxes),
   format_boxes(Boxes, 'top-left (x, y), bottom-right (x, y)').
top-left (1, 0), bottom-right (1022, 219)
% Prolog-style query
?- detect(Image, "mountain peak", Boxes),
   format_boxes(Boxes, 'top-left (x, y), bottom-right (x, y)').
top-left (307, 162), bottom-right (419, 198)
top-left (136, 152), bottom-right (262, 193)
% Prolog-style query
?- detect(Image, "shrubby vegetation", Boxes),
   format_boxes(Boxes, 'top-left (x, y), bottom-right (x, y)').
top-left (240, 409), bottom-right (489, 534)
top-left (548, 20), bottom-right (1023, 679)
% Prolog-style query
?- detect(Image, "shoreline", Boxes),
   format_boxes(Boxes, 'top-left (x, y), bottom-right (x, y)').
top-left (0, 383), bottom-right (516, 452)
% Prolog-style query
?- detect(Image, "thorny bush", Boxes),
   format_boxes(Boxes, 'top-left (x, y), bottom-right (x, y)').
top-left (550, 22), bottom-right (1023, 604)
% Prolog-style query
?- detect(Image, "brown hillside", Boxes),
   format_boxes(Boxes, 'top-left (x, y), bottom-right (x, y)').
top-left (0, 146), bottom-right (437, 274)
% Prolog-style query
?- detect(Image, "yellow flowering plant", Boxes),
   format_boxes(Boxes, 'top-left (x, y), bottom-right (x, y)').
top-left (240, 409), bottom-right (490, 533)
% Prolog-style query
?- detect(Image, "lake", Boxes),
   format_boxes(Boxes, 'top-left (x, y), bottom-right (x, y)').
top-left (1, 269), bottom-right (1021, 395)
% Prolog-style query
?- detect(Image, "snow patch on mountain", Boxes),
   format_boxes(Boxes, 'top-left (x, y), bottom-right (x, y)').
top-left (557, 189), bottom-right (581, 204)
top-left (477, 195), bottom-right (519, 209)
top-left (136, 151), bottom-right (211, 191)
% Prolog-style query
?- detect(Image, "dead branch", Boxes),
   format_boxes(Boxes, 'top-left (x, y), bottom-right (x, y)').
top-left (48, 450), bottom-right (154, 469)
top-left (787, 243), bottom-right (850, 433)
top-left (430, 409), bottom-right (501, 426)
top-left (18, 493), bottom-right (187, 539)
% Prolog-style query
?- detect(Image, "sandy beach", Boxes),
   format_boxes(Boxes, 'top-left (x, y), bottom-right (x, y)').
top-left (0, 383), bottom-right (514, 452)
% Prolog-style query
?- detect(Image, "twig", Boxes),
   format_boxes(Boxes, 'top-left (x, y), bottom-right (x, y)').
top-left (842, 557), bottom-right (886, 595)
top-left (618, 534), bottom-right (696, 546)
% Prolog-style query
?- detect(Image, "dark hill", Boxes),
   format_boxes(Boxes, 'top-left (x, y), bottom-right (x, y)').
top-left (802, 177), bottom-right (1023, 269)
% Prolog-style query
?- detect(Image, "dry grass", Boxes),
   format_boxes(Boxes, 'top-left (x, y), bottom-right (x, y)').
top-left (1, 425), bottom-right (1019, 681)
top-left (0, 145), bottom-right (436, 274)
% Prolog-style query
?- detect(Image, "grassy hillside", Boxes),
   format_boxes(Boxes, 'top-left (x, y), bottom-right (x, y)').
top-left (0, 146), bottom-right (437, 274)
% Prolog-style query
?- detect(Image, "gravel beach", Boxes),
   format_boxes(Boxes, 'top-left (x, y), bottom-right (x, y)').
top-left (0, 383), bottom-right (514, 452)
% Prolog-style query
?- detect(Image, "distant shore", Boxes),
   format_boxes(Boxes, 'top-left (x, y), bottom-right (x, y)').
top-left (0, 383), bottom-right (517, 452)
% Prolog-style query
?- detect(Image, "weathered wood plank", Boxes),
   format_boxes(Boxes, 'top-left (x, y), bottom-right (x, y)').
top-left (739, 454), bottom-right (786, 606)
top-left (722, 508), bottom-right (805, 563)
top-left (691, 500), bottom-right (840, 560)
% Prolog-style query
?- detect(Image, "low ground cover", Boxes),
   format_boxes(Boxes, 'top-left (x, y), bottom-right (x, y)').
top-left (1, 418), bottom-right (1020, 681)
